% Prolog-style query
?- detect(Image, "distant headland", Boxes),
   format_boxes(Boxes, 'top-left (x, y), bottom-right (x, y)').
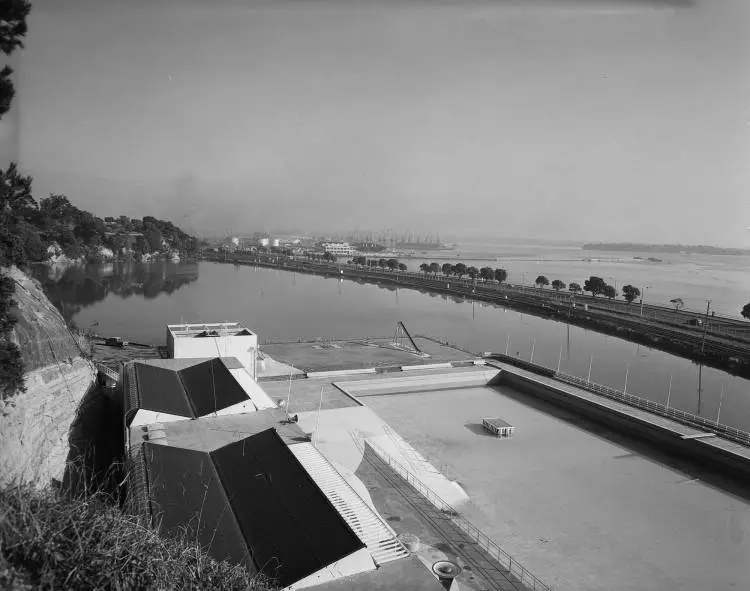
top-left (582, 243), bottom-right (750, 256)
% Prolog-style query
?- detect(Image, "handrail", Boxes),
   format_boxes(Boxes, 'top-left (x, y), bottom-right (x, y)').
top-left (364, 439), bottom-right (552, 591)
top-left (554, 372), bottom-right (750, 447)
top-left (95, 362), bottom-right (120, 383)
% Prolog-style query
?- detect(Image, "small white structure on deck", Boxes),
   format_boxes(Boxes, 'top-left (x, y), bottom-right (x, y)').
top-left (167, 322), bottom-right (258, 379)
top-left (482, 417), bottom-right (515, 438)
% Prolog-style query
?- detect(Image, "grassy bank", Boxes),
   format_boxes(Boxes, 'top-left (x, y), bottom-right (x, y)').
top-left (0, 485), bottom-right (274, 590)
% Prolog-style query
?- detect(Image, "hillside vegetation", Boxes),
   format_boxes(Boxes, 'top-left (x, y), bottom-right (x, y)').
top-left (0, 4), bottom-right (273, 590)
top-left (0, 485), bottom-right (273, 590)
top-left (0, 164), bottom-right (199, 267)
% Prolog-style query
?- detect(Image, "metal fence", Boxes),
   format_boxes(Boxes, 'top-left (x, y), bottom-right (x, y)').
top-left (95, 362), bottom-right (120, 384)
top-left (365, 439), bottom-right (552, 591)
top-left (555, 372), bottom-right (750, 447)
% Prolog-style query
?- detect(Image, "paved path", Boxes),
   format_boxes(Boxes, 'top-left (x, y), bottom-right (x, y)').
top-left (362, 445), bottom-right (527, 591)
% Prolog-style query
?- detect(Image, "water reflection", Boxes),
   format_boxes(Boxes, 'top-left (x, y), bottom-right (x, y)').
top-left (32, 261), bottom-right (199, 322)
top-left (45, 261), bottom-right (750, 431)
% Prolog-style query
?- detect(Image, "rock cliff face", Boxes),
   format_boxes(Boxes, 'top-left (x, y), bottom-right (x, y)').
top-left (0, 267), bottom-right (96, 487)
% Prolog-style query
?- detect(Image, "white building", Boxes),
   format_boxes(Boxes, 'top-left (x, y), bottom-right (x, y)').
top-left (167, 322), bottom-right (259, 376)
top-left (322, 242), bottom-right (355, 257)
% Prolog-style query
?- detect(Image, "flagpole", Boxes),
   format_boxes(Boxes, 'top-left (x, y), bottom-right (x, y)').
top-left (285, 370), bottom-right (293, 412)
top-left (624, 363), bottom-right (630, 394)
top-left (666, 375), bottom-right (673, 409)
top-left (716, 383), bottom-right (725, 425)
top-left (314, 385), bottom-right (325, 445)
top-left (530, 339), bottom-right (536, 364)
top-left (557, 344), bottom-right (563, 373)
top-left (587, 353), bottom-right (593, 385)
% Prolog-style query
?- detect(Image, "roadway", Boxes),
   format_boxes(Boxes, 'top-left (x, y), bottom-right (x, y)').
top-left (203, 252), bottom-right (750, 375)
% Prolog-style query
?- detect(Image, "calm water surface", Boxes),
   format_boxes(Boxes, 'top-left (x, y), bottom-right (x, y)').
top-left (408, 241), bottom-right (750, 317)
top-left (35, 260), bottom-right (750, 430)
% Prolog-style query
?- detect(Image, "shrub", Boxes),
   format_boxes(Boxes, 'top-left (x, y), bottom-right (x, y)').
top-left (0, 485), bottom-right (274, 590)
top-left (0, 271), bottom-right (24, 400)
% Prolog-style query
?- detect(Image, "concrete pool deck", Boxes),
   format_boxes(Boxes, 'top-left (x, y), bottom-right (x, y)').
top-left (260, 337), bottom-right (477, 375)
top-left (360, 384), bottom-right (750, 591)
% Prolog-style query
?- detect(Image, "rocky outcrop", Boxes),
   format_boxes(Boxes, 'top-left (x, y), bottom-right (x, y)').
top-left (7, 266), bottom-right (85, 372)
top-left (0, 267), bottom-right (96, 487)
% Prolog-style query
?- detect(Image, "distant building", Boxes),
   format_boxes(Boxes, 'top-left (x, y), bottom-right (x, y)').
top-left (258, 237), bottom-right (270, 247)
top-left (322, 242), bottom-right (355, 257)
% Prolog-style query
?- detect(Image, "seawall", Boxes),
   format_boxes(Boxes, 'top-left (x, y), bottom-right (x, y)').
top-left (492, 366), bottom-right (750, 480)
top-left (204, 253), bottom-right (750, 378)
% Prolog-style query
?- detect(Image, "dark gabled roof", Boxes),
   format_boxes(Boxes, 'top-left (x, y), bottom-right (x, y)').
top-left (128, 357), bottom-right (249, 420)
top-left (139, 429), bottom-right (364, 587)
top-left (142, 444), bottom-right (251, 569)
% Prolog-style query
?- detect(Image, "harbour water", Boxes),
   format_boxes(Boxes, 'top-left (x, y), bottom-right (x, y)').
top-left (407, 241), bottom-right (750, 318)
top-left (34, 259), bottom-right (750, 431)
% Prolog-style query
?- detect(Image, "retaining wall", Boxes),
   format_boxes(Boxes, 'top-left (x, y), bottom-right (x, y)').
top-left (496, 369), bottom-right (750, 480)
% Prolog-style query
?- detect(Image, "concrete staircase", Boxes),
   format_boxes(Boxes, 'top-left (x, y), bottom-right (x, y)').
top-left (290, 443), bottom-right (410, 566)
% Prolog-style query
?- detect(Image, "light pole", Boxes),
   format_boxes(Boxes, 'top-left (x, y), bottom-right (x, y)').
top-left (639, 285), bottom-right (650, 317)
top-left (700, 299), bottom-right (711, 355)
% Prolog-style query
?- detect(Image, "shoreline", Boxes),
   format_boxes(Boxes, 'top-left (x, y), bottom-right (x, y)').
top-left (202, 252), bottom-right (750, 379)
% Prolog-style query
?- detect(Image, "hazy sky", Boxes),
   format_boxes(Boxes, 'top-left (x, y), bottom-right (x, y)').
top-left (2, 0), bottom-right (749, 244)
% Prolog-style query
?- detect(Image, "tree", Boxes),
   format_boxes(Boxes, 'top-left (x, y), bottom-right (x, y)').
top-left (1, 162), bottom-right (35, 217)
top-left (453, 263), bottom-right (467, 278)
top-left (134, 236), bottom-right (149, 257)
top-left (622, 285), bottom-right (641, 304)
top-left (378, 258), bottom-right (387, 268)
top-left (583, 276), bottom-right (606, 297)
top-left (467, 266), bottom-right (479, 280)
top-left (0, 0), bottom-right (30, 55)
top-left (0, 0), bottom-right (31, 120)
top-left (494, 268), bottom-right (507, 283)
top-left (603, 284), bottom-right (617, 299)
top-left (535, 275), bottom-right (549, 289)
top-left (742, 303), bottom-right (750, 320)
top-left (387, 258), bottom-right (398, 270)
top-left (429, 262), bottom-right (440, 276)
top-left (670, 297), bottom-right (684, 313)
top-left (0, 163), bottom-right (37, 265)
top-left (551, 279), bottom-right (566, 291)
top-left (441, 263), bottom-right (454, 276)
top-left (145, 227), bottom-right (163, 252)
top-left (419, 263), bottom-right (430, 274)
top-left (479, 267), bottom-right (494, 281)
top-left (0, 65), bottom-right (13, 117)
top-left (398, 263), bottom-right (407, 272)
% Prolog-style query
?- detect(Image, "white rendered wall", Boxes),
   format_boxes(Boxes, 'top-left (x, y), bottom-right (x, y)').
top-left (171, 334), bottom-right (258, 369)
top-left (283, 547), bottom-right (376, 590)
